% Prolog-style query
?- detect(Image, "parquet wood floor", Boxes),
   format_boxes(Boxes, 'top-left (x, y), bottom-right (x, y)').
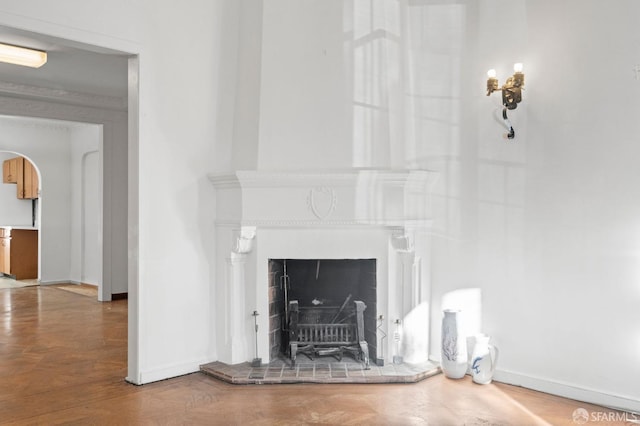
top-left (0, 286), bottom-right (630, 425)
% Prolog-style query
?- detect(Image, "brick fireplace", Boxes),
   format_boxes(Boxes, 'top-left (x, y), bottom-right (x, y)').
top-left (209, 169), bottom-right (437, 366)
top-left (268, 258), bottom-right (377, 364)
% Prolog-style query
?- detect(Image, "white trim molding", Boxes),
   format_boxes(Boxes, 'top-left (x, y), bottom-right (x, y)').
top-left (133, 358), bottom-right (210, 385)
top-left (494, 369), bottom-right (640, 414)
top-left (0, 80), bottom-right (127, 111)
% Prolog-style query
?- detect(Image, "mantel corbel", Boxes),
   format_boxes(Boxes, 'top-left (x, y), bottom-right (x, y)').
top-left (232, 226), bottom-right (256, 254)
top-left (391, 229), bottom-right (414, 253)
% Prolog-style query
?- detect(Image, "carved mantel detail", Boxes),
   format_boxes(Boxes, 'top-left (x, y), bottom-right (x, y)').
top-left (306, 187), bottom-right (337, 220)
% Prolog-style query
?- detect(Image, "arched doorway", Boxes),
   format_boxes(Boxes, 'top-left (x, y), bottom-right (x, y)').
top-left (0, 121), bottom-right (102, 293)
top-left (0, 151), bottom-right (40, 283)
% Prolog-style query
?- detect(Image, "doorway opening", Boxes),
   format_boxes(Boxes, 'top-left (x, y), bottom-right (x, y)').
top-left (0, 23), bottom-right (137, 381)
top-left (0, 120), bottom-right (103, 296)
top-left (0, 151), bottom-right (40, 283)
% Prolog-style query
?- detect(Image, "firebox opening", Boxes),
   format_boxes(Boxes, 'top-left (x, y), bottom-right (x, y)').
top-left (268, 259), bottom-right (377, 365)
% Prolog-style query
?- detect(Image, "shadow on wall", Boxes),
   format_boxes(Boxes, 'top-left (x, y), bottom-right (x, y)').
top-left (399, 301), bottom-right (430, 364)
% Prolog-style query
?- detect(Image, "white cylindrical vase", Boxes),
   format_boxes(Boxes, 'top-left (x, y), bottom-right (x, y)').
top-left (441, 309), bottom-right (467, 379)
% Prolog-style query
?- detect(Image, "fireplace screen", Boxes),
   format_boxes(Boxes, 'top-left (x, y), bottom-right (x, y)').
top-left (268, 259), bottom-right (377, 364)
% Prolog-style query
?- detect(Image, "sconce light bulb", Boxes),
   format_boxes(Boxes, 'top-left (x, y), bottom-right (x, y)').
top-left (487, 69), bottom-right (497, 78)
top-left (513, 63), bottom-right (523, 73)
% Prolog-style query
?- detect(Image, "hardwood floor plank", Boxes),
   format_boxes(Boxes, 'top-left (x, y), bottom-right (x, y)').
top-left (0, 286), bottom-right (631, 425)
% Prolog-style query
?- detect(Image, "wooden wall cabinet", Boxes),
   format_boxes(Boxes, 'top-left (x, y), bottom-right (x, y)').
top-left (2, 157), bottom-right (20, 184)
top-left (18, 158), bottom-right (38, 199)
top-left (2, 157), bottom-right (38, 199)
top-left (0, 228), bottom-right (38, 280)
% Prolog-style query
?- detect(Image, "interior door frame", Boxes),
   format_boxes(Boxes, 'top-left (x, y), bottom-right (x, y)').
top-left (0, 14), bottom-right (141, 384)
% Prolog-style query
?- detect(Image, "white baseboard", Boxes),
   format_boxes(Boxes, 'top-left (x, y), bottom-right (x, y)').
top-left (39, 280), bottom-right (97, 286)
top-left (39, 280), bottom-right (70, 285)
top-left (134, 359), bottom-right (210, 385)
top-left (69, 280), bottom-right (98, 286)
top-left (494, 369), bottom-right (640, 414)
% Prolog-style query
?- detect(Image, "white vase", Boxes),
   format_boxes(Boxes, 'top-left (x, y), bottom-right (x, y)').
top-left (441, 309), bottom-right (467, 379)
top-left (471, 334), bottom-right (499, 384)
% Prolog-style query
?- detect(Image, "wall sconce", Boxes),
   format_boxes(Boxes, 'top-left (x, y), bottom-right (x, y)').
top-left (486, 63), bottom-right (525, 139)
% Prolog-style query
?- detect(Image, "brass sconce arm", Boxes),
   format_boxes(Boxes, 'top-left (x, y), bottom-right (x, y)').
top-left (486, 76), bottom-right (499, 96)
top-left (486, 64), bottom-right (525, 139)
top-left (486, 68), bottom-right (525, 109)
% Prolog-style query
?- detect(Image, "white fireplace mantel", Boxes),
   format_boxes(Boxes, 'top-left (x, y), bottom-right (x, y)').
top-left (209, 169), bottom-right (438, 228)
top-left (209, 169), bottom-right (438, 366)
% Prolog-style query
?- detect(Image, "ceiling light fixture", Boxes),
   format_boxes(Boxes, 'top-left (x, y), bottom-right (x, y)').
top-left (486, 63), bottom-right (525, 139)
top-left (0, 42), bottom-right (47, 68)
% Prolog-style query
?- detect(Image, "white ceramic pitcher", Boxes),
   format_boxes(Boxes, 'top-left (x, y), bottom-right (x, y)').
top-left (471, 334), bottom-right (499, 384)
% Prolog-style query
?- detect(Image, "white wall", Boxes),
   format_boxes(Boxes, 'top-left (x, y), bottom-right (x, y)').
top-left (0, 0), bottom-right (230, 383)
top-left (228, 0), bottom-right (262, 171)
top-left (69, 125), bottom-right (101, 286)
top-left (258, 0), bottom-right (351, 170)
top-left (132, 2), bottom-right (223, 383)
top-left (424, 0), bottom-right (640, 412)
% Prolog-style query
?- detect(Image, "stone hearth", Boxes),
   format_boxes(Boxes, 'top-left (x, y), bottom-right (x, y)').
top-left (201, 359), bottom-right (440, 385)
